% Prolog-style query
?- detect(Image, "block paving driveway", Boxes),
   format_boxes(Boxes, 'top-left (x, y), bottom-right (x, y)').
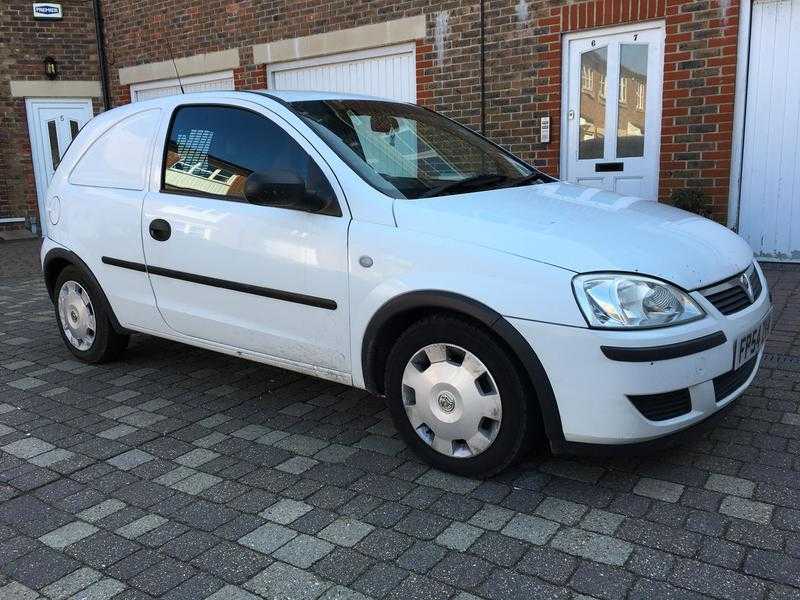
top-left (1, 239), bottom-right (800, 600)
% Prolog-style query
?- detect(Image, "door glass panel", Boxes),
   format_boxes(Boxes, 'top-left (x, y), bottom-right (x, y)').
top-left (47, 120), bottom-right (60, 169)
top-left (163, 105), bottom-right (336, 206)
top-left (69, 119), bottom-right (80, 140)
top-left (578, 47), bottom-right (607, 160)
top-left (617, 44), bottom-right (648, 158)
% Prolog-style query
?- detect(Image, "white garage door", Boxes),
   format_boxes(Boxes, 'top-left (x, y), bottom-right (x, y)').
top-left (130, 71), bottom-right (235, 102)
top-left (268, 44), bottom-right (416, 102)
top-left (738, 0), bottom-right (800, 261)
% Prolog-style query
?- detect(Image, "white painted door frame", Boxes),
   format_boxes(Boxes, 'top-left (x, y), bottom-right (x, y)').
top-left (25, 97), bottom-right (93, 236)
top-left (560, 20), bottom-right (665, 199)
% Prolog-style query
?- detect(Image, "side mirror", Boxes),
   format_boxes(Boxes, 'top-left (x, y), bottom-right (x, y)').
top-left (244, 170), bottom-right (327, 212)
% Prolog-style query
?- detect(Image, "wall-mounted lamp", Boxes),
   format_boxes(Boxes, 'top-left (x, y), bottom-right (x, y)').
top-left (44, 56), bottom-right (58, 80)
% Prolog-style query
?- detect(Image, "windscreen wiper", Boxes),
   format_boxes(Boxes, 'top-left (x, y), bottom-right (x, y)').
top-left (507, 171), bottom-right (550, 187)
top-left (420, 174), bottom-right (510, 198)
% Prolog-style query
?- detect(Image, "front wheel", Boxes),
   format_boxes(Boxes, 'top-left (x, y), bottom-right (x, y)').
top-left (384, 315), bottom-right (537, 477)
top-left (54, 266), bottom-right (129, 363)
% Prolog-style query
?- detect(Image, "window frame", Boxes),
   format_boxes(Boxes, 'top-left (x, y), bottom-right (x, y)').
top-left (159, 102), bottom-right (342, 216)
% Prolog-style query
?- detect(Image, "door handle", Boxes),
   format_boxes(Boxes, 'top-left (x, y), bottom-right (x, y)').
top-left (149, 219), bottom-right (171, 241)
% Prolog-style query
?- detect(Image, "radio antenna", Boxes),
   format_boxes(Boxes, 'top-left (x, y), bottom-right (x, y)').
top-left (166, 39), bottom-right (185, 94)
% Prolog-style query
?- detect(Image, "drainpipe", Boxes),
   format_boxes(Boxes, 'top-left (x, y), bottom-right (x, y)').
top-left (92, 0), bottom-right (111, 110)
top-left (480, 0), bottom-right (486, 134)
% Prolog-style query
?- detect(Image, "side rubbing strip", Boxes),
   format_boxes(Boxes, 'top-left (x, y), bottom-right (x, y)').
top-left (101, 256), bottom-right (337, 310)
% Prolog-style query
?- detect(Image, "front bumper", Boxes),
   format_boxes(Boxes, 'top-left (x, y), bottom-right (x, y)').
top-left (507, 269), bottom-right (771, 446)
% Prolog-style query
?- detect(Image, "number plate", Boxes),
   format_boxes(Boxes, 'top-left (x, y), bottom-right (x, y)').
top-left (733, 310), bottom-right (772, 370)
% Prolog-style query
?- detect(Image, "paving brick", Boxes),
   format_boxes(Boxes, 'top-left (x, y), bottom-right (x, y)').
top-left (706, 474), bottom-right (756, 498)
top-left (272, 534), bottom-right (334, 568)
top-left (633, 477), bottom-right (685, 503)
top-left (500, 513), bottom-right (559, 545)
top-left (39, 521), bottom-right (98, 549)
top-left (320, 585), bottom-right (370, 600)
top-left (570, 561), bottom-right (635, 600)
top-left (170, 472), bottom-right (223, 495)
top-left (238, 522), bottom-right (297, 554)
top-left (534, 497), bottom-right (588, 524)
top-left (73, 577), bottom-right (126, 599)
top-left (244, 561), bottom-right (330, 600)
top-left (260, 499), bottom-right (312, 525)
top-left (276, 456), bottom-right (318, 474)
top-left (394, 509), bottom-right (450, 540)
top-left (312, 547), bottom-right (374, 586)
top-left (115, 515), bottom-right (168, 539)
top-left (41, 567), bottom-right (102, 599)
top-left (550, 527), bottom-right (633, 566)
top-left (415, 469), bottom-right (480, 494)
top-left (435, 521), bottom-right (482, 551)
top-left (352, 562), bottom-right (408, 598)
top-left (467, 504), bottom-right (514, 531)
top-left (193, 541), bottom-right (272, 584)
top-left (0, 581), bottom-right (38, 600)
top-left (743, 549), bottom-right (800, 588)
top-left (175, 448), bottom-right (219, 468)
top-left (395, 539), bottom-right (448, 574)
top-left (579, 509), bottom-right (625, 535)
top-left (670, 558), bottom-right (767, 600)
top-left (29, 449), bottom-right (74, 467)
top-left (515, 546), bottom-right (577, 585)
top-left (206, 584), bottom-right (261, 600)
top-left (106, 449), bottom-right (153, 471)
top-left (2, 437), bottom-right (55, 459)
top-left (355, 528), bottom-right (414, 561)
top-left (477, 568), bottom-right (570, 600)
top-left (318, 518), bottom-right (374, 547)
top-left (719, 496), bottom-right (774, 525)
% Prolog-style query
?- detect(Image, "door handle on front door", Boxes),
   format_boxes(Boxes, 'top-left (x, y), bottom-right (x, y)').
top-left (149, 219), bottom-right (171, 241)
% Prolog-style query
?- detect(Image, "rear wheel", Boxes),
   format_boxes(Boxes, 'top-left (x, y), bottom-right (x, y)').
top-left (384, 315), bottom-right (537, 477)
top-left (54, 266), bottom-right (129, 363)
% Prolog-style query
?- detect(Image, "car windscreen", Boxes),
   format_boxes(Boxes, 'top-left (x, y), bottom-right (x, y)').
top-left (290, 99), bottom-right (545, 199)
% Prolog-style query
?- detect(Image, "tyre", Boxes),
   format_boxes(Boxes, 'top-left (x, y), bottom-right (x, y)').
top-left (53, 265), bottom-right (129, 363)
top-left (384, 314), bottom-right (538, 477)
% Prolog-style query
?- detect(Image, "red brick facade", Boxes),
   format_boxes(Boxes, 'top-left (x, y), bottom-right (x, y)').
top-left (1, 0), bottom-right (740, 232)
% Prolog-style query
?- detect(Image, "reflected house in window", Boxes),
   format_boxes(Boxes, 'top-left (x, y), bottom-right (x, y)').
top-left (579, 45), bottom-right (647, 160)
top-left (164, 129), bottom-right (250, 197)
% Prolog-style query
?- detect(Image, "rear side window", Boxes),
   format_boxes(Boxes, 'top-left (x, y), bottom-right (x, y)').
top-left (69, 109), bottom-right (161, 190)
top-left (162, 105), bottom-right (335, 205)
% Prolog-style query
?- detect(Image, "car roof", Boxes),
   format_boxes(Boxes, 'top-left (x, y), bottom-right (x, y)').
top-left (255, 89), bottom-right (389, 103)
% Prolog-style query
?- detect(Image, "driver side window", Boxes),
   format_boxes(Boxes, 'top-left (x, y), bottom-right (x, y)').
top-left (162, 104), bottom-right (337, 212)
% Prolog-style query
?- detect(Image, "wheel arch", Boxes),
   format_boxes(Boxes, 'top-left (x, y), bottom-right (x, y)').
top-left (360, 290), bottom-right (567, 451)
top-left (43, 248), bottom-right (129, 335)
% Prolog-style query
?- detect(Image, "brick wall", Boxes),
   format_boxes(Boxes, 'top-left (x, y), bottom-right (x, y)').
top-left (0, 0), bottom-right (100, 231)
top-left (1, 0), bottom-right (739, 231)
top-left (101, 0), bottom-right (738, 218)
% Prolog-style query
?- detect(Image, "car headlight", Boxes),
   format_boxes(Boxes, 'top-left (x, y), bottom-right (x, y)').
top-left (573, 273), bottom-right (705, 329)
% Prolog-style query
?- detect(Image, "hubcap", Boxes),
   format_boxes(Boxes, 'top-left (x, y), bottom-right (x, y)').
top-left (57, 280), bottom-right (96, 351)
top-left (401, 343), bottom-right (502, 458)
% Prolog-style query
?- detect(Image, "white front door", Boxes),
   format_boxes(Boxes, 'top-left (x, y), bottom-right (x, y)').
top-left (562, 23), bottom-right (664, 199)
top-left (26, 98), bottom-right (93, 235)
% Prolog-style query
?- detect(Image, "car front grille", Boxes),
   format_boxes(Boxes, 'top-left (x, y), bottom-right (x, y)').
top-left (714, 356), bottom-right (758, 402)
top-left (628, 388), bottom-right (692, 421)
top-left (700, 264), bottom-right (762, 316)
